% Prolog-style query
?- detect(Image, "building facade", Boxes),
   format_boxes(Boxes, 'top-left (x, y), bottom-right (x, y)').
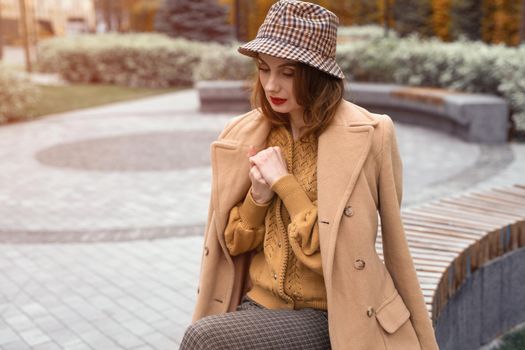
top-left (0, 0), bottom-right (96, 44)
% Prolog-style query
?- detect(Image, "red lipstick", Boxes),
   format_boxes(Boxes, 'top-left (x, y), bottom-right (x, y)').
top-left (270, 96), bottom-right (287, 105)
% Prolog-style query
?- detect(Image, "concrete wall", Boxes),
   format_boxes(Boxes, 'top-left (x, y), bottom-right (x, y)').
top-left (434, 246), bottom-right (525, 350)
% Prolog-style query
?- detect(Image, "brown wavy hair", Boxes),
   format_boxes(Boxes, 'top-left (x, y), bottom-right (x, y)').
top-left (249, 55), bottom-right (345, 141)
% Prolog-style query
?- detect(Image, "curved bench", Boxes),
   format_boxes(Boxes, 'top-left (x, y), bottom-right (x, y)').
top-left (196, 80), bottom-right (510, 143)
top-left (381, 184), bottom-right (525, 349)
top-left (346, 83), bottom-right (509, 144)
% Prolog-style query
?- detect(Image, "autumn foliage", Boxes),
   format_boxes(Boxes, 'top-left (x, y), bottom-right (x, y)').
top-left (217, 0), bottom-right (523, 46)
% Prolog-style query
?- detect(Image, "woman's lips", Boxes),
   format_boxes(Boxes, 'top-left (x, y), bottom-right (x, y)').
top-left (270, 97), bottom-right (287, 105)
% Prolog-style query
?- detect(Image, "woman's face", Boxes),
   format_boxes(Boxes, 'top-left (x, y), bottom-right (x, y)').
top-left (257, 53), bottom-right (303, 116)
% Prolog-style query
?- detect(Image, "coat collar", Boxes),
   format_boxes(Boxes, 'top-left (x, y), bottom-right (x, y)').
top-left (210, 100), bottom-right (379, 282)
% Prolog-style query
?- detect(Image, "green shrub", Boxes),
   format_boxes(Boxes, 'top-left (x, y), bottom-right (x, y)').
top-left (337, 35), bottom-right (525, 131)
top-left (338, 25), bottom-right (399, 43)
top-left (36, 30), bottom-right (525, 131)
top-left (37, 33), bottom-right (212, 88)
top-left (0, 64), bottom-right (40, 124)
top-left (496, 49), bottom-right (525, 131)
top-left (193, 42), bottom-right (254, 82)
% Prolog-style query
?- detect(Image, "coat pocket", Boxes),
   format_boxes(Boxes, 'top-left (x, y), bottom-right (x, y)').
top-left (375, 289), bottom-right (410, 334)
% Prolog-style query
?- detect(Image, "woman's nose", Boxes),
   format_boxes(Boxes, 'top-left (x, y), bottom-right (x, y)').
top-left (265, 74), bottom-right (279, 93)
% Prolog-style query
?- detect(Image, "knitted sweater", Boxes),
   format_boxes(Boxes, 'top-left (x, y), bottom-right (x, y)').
top-left (224, 124), bottom-right (327, 310)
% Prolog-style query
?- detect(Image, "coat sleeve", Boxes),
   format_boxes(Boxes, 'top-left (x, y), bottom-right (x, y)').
top-left (378, 115), bottom-right (439, 350)
top-left (224, 186), bottom-right (271, 256)
top-left (271, 174), bottom-right (323, 275)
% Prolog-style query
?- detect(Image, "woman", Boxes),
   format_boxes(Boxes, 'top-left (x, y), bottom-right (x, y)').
top-left (180, 1), bottom-right (439, 349)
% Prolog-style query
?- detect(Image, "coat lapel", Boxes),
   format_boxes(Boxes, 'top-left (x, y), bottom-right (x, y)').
top-left (210, 115), bottom-right (272, 251)
top-left (317, 102), bottom-right (379, 284)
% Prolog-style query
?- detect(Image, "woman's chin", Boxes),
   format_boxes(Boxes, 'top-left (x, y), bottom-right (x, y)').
top-left (270, 104), bottom-right (288, 113)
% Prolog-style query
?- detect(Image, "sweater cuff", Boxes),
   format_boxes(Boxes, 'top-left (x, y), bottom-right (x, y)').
top-left (271, 174), bottom-right (314, 217)
top-left (239, 187), bottom-right (272, 228)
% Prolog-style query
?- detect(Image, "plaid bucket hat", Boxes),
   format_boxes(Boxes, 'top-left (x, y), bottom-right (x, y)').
top-left (238, 0), bottom-right (344, 79)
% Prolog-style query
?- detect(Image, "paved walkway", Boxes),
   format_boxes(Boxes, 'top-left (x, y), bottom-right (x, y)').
top-left (0, 89), bottom-right (524, 349)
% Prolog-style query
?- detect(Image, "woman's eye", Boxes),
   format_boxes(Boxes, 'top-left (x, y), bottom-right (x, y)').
top-left (258, 67), bottom-right (269, 73)
top-left (283, 71), bottom-right (295, 77)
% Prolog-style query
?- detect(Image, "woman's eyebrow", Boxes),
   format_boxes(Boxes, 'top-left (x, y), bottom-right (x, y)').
top-left (257, 59), bottom-right (296, 68)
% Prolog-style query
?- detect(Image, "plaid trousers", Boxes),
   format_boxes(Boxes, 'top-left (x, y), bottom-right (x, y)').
top-left (179, 295), bottom-right (331, 349)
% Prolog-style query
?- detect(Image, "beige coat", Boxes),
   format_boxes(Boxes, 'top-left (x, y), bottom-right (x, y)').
top-left (191, 99), bottom-right (440, 350)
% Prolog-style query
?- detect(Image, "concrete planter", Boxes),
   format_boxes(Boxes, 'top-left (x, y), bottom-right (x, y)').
top-left (196, 80), bottom-right (510, 143)
top-left (434, 246), bottom-right (525, 350)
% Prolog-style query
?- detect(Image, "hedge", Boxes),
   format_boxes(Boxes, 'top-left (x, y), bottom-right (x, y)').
top-left (37, 33), bottom-right (213, 88)
top-left (0, 64), bottom-right (39, 124)
top-left (36, 29), bottom-right (525, 130)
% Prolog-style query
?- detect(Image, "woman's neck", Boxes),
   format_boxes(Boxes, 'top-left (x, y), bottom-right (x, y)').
top-left (289, 110), bottom-right (305, 141)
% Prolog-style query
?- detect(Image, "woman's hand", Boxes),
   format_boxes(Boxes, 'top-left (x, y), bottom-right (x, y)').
top-left (247, 146), bottom-right (274, 204)
top-left (248, 145), bottom-right (288, 203)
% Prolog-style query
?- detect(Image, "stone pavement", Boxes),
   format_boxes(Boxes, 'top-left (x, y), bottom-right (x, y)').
top-left (0, 88), bottom-right (524, 349)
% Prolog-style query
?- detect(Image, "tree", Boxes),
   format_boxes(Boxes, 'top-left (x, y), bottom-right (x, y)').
top-left (0, 4), bottom-right (3, 60)
top-left (393, 0), bottom-right (433, 37)
top-left (520, 0), bottom-right (525, 44)
top-left (129, 0), bottom-right (161, 32)
top-left (450, 0), bottom-right (483, 41)
top-left (432, 0), bottom-right (451, 41)
top-left (323, 0), bottom-right (353, 25)
top-left (155, 0), bottom-right (233, 43)
top-left (482, 0), bottom-right (521, 45)
top-left (94, 0), bottom-right (137, 32)
top-left (378, 0), bottom-right (395, 35)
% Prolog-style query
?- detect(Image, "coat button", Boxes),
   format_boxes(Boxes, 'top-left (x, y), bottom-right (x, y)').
top-left (278, 242), bottom-right (282, 248)
top-left (367, 306), bottom-right (375, 317)
top-left (204, 247), bottom-right (209, 256)
top-left (273, 273), bottom-right (278, 280)
top-left (343, 206), bottom-right (354, 217)
top-left (354, 259), bottom-right (365, 270)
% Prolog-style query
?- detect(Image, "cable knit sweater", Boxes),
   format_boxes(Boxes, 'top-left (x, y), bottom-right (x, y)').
top-left (224, 124), bottom-right (327, 311)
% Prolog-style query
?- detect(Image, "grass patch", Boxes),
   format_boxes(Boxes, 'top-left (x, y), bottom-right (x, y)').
top-left (28, 83), bottom-right (183, 118)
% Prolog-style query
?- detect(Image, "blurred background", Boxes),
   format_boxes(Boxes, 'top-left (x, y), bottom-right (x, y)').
top-left (0, 0), bottom-right (524, 134)
top-left (0, 1), bottom-right (525, 350)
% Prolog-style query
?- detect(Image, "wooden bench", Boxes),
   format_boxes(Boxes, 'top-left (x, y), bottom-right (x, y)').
top-left (377, 184), bottom-right (525, 348)
top-left (195, 80), bottom-right (510, 143)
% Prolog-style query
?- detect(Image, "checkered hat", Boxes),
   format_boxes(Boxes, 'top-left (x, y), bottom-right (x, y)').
top-left (238, 0), bottom-right (344, 80)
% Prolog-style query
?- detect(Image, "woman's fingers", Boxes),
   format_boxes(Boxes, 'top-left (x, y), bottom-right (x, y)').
top-left (250, 165), bottom-right (265, 183)
top-left (249, 165), bottom-right (258, 179)
top-left (247, 145), bottom-right (257, 158)
top-left (249, 146), bottom-right (274, 166)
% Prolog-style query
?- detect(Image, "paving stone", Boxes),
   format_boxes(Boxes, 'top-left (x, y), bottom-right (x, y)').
top-left (20, 303), bottom-right (49, 318)
top-left (32, 342), bottom-right (63, 350)
top-left (66, 320), bottom-right (98, 335)
top-left (119, 318), bottom-right (156, 336)
top-left (62, 342), bottom-right (93, 350)
top-left (0, 326), bottom-right (22, 345)
top-left (4, 313), bottom-right (35, 332)
top-left (110, 331), bottom-right (147, 349)
top-left (18, 328), bottom-right (53, 347)
top-left (130, 345), bottom-right (156, 350)
top-left (141, 331), bottom-right (179, 350)
top-left (47, 328), bottom-right (83, 346)
top-left (77, 329), bottom-right (117, 348)
top-left (1, 340), bottom-right (32, 350)
top-left (91, 317), bottom-right (128, 337)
